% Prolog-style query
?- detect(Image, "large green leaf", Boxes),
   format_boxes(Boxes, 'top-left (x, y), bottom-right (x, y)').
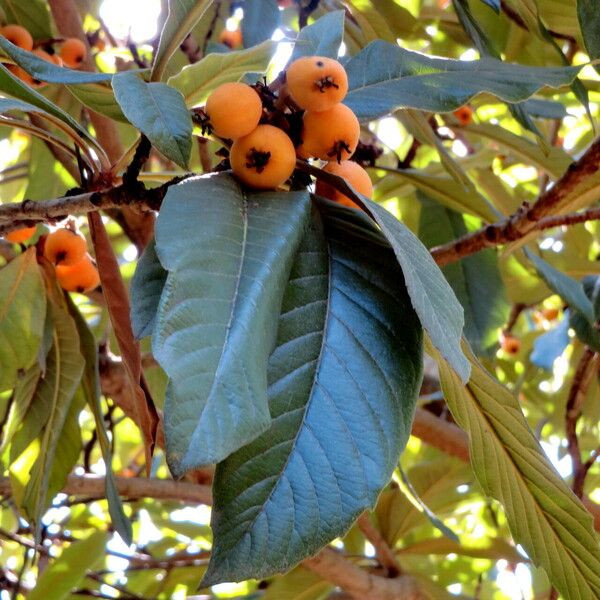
top-left (344, 40), bottom-right (581, 121)
top-left (113, 72), bottom-right (192, 168)
top-left (151, 0), bottom-right (214, 81)
top-left (569, 275), bottom-right (600, 353)
top-left (419, 200), bottom-right (509, 355)
top-left (153, 175), bottom-right (311, 474)
top-left (290, 10), bottom-right (345, 61)
top-left (263, 567), bottom-right (332, 600)
top-left (432, 341), bottom-right (600, 600)
top-left (67, 82), bottom-right (126, 122)
top-left (27, 530), bottom-right (109, 600)
top-left (130, 238), bottom-right (167, 340)
top-left (21, 286), bottom-right (85, 532)
top-left (0, 36), bottom-right (111, 83)
top-left (0, 248), bottom-right (46, 392)
top-left (242, 0), bottom-right (280, 48)
top-left (203, 202), bottom-right (423, 585)
top-left (362, 198), bottom-right (470, 382)
top-left (578, 0), bottom-right (600, 68)
top-left (169, 41), bottom-right (276, 107)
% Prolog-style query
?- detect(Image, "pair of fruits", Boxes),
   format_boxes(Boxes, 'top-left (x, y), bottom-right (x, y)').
top-left (204, 56), bottom-right (372, 207)
top-left (0, 24), bottom-right (87, 87)
top-left (43, 228), bottom-right (100, 293)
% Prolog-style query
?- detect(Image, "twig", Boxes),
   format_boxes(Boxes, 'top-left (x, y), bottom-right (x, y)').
top-left (504, 303), bottom-right (527, 333)
top-left (430, 136), bottom-right (600, 266)
top-left (565, 348), bottom-right (598, 498)
top-left (357, 513), bottom-right (401, 577)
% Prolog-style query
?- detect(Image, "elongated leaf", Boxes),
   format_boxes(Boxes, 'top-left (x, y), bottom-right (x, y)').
top-left (525, 250), bottom-right (594, 323)
top-left (21, 285), bottom-right (85, 532)
top-left (361, 197), bottom-right (470, 382)
top-left (203, 202), bottom-right (423, 585)
top-left (465, 122), bottom-right (572, 179)
top-left (569, 275), bottom-right (600, 353)
top-left (169, 41), bottom-right (276, 107)
top-left (290, 10), bottom-right (344, 61)
top-left (151, 0), bottom-right (214, 81)
top-left (130, 238), bottom-right (167, 340)
top-left (432, 341), bottom-right (600, 600)
top-left (27, 530), bottom-right (108, 600)
top-left (419, 200), bottom-right (509, 355)
top-left (520, 98), bottom-right (567, 119)
top-left (344, 40), bottom-right (581, 121)
top-left (0, 36), bottom-right (111, 83)
top-left (0, 248), bottom-right (46, 392)
top-left (479, 0), bottom-right (500, 11)
top-left (66, 294), bottom-right (132, 544)
top-left (112, 72), bottom-right (192, 168)
top-left (153, 175), bottom-right (311, 474)
top-left (263, 567), bottom-right (332, 600)
top-left (242, 0), bottom-right (280, 48)
top-left (578, 0), bottom-right (600, 67)
top-left (0, 0), bottom-right (52, 39)
top-left (0, 63), bottom-right (104, 154)
top-left (379, 169), bottom-right (497, 222)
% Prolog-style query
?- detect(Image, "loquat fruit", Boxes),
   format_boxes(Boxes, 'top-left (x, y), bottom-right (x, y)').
top-left (316, 160), bottom-right (373, 209)
top-left (0, 24), bottom-right (33, 51)
top-left (219, 28), bottom-right (243, 49)
top-left (60, 37), bottom-right (87, 68)
top-left (230, 124), bottom-right (296, 189)
top-left (542, 307), bottom-right (559, 321)
top-left (7, 64), bottom-right (37, 86)
top-left (4, 226), bottom-right (36, 244)
top-left (301, 103), bottom-right (360, 161)
top-left (453, 105), bottom-right (473, 126)
top-left (500, 333), bottom-right (521, 355)
top-left (205, 82), bottom-right (263, 139)
top-left (286, 56), bottom-right (348, 112)
top-left (44, 228), bottom-right (87, 266)
top-left (56, 253), bottom-right (100, 293)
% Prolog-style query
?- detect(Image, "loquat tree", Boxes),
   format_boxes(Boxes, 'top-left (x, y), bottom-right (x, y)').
top-left (0, 1), bottom-right (599, 599)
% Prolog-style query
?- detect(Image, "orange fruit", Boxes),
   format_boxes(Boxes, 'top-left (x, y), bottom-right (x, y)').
top-left (219, 28), bottom-right (243, 49)
top-left (286, 56), bottom-right (348, 112)
top-left (205, 82), bottom-right (263, 139)
top-left (542, 307), bottom-right (559, 321)
top-left (501, 334), bottom-right (521, 355)
top-left (301, 104), bottom-right (360, 161)
top-left (316, 160), bottom-right (373, 209)
top-left (4, 226), bottom-right (36, 244)
top-left (0, 25), bottom-right (33, 51)
top-left (44, 228), bottom-right (87, 266)
top-left (56, 254), bottom-right (100, 293)
top-left (453, 105), bottom-right (473, 126)
top-left (230, 124), bottom-right (296, 189)
top-left (60, 37), bottom-right (87, 68)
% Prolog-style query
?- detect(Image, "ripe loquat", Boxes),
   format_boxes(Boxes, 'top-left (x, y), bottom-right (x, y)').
top-left (500, 333), bottom-right (521, 355)
top-left (219, 28), bottom-right (243, 49)
top-left (4, 226), bottom-right (36, 244)
top-left (316, 160), bottom-right (373, 209)
top-left (0, 24), bottom-right (33, 51)
top-left (205, 82), bottom-right (263, 139)
top-left (453, 105), bottom-right (473, 126)
top-left (301, 103), bottom-right (360, 161)
top-left (286, 56), bottom-right (348, 112)
top-left (542, 307), bottom-right (559, 321)
top-left (230, 124), bottom-right (296, 189)
top-left (44, 228), bottom-right (87, 266)
top-left (56, 253), bottom-right (100, 293)
top-left (60, 37), bottom-right (87, 68)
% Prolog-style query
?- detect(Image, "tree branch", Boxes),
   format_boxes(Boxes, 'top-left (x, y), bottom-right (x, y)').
top-left (357, 513), bottom-right (401, 577)
top-left (430, 137), bottom-right (600, 266)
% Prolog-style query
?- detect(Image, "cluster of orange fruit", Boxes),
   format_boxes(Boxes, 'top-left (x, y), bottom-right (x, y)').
top-left (0, 24), bottom-right (87, 87)
top-left (204, 56), bottom-right (373, 207)
top-left (5, 226), bottom-right (99, 293)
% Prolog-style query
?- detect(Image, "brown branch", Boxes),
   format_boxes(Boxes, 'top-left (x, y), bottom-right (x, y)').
top-left (430, 137), bottom-right (600, 266)
top-left (565, 348), bottom-right (598, 498)
top-left (535, 207), bottom-right (600, 231)
top-left (357, 513), bottom-right (401, 577)
top-left (303, 548), bottom-right (424, 600)
top-left (411, 408), bottom-right (469, 462)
